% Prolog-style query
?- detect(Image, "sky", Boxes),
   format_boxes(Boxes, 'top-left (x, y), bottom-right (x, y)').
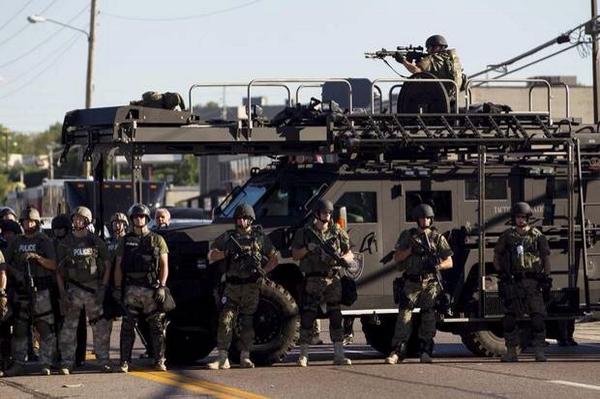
top-left (0, 0), bottom-right (594, 132)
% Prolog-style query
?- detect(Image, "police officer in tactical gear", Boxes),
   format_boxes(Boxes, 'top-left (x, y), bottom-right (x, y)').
top-left (56, 206), bottom-right (113, 374)
top-left (1, 206), bottom-right (57, 377)
top-left (385, 204), bottom-right (453, 365)
top-left (494, 201), bottom-right (551, 362)
top-left (207, 203), bottom-right (278, 369)
top-left (0, 219), bottom-right (22, 251)
top-left (292, 199), bottom-right (355, 367)
top-left (113, 203), bottom-right (169, 373)
top-left (108, 212), bottom-right (128, 264)
top-left (395, 34), bottom-right (463, 99)
top-left (0, 249), bottom-right (8, 373)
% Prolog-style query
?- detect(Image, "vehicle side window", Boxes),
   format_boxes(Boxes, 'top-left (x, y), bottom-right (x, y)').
top-left (335, 192), bottom-right (377, 223)
top-left (465, 177), bottom-right (507, 200)
top-left (406, 191), bottom-right (452, 221)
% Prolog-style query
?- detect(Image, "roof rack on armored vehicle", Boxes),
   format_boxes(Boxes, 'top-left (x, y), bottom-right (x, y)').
top-left (61, 77), bottom-right (587, 164)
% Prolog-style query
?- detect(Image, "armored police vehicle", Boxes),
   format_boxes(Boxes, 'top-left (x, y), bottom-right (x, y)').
top-left (60, 76), bottom-right (600, 365)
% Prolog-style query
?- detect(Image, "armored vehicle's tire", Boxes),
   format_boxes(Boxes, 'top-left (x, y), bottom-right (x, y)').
top-left (166, 325), bottom-right (216, 364)
top-left (361, 314), bottom-right (420, 356)
top-left (460, 329), bottom-right (506, 357)
top-left (229, 280), bottom-right (299, 366)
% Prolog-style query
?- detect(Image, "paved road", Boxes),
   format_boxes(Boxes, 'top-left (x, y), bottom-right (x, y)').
top-left (1, 321), bottom-right (600, 398)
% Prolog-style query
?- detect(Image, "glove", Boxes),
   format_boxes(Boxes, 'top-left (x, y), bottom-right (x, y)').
top-left (0, 295), bottom-right (8, 320)
top-left (155, 286), bottom-right (166, 305)
top-left (307, 242), bottom-right (320, 254)
top-left (95, 285), bottom-right (106, 305)
top-left (394, 53), bottom-right (406, 63)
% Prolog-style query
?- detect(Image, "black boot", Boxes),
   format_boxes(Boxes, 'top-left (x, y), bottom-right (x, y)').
top-left (419, 340), bottom-right (434, 363)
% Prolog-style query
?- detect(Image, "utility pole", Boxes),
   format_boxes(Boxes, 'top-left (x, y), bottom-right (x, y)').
top-left (592, 0), bottom-right (600, 122)
top-left (83, 0), bottom-right (97, 176)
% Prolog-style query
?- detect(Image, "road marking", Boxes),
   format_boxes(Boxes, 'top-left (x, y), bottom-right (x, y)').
top-left (549, 380), bottom-right (600, 391)
top-left (130, 370), bottom-right (269, 399)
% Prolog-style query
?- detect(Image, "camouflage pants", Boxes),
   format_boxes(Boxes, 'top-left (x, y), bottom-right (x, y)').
top-left (299, 276), bottom-right (343, 344)
top-left (217, 282), bottom-right (260, 352)
top-left (391, 277), bottom-right (440, 348)
top-left (120, 285), bottom-right (166, 364)
top-left (59, 285), bottom-right (112, 368)
top-left (12, 289), bottom-right (56, 366)
top-left (501, 278), bottom-right (547, 348)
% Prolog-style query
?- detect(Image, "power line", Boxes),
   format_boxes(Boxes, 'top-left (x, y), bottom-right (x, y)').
top-left (102, 0), bottom-right (262, 22)
top-left (1, 32), bottom-right (84, 87)
top-left (0, 0), bottom-right (37, 33)
top-left (0, 0), bottom-right (59, 48)
top-left (0, 5), bottom-right (88, 69)
top-left (0, 34), bottom-right (80, 101)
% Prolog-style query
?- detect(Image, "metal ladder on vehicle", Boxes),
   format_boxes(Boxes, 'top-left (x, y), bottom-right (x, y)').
top-left (575, 137), bottom-right (600, 310)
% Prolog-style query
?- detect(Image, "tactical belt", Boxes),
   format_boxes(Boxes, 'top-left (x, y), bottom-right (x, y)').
top-left (226, 276), bottom-right (259, 285)
top-left (67, 279), bottom-right (97, 294)
top-left (405, 273), bottom-right (436, 283)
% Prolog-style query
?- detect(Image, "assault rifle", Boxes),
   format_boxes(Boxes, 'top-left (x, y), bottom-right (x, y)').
top-left (417, 232), bottom-right (452, 315)
top-left (364, 45), bottom-right (425, 62)
top-left (304, 228), bottom-right (358, 272)
top-left (229, 236), bottom-right (268, 277)
top-left (23, 257), bottom-right (38, 322)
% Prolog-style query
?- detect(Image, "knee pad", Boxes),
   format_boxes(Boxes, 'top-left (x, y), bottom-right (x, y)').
top-left (328, 309), bottom-right (343, 330)
top-left (503, 313), bottom-right (517, 332)
top-left (301, 311), bottom-right (317, 330)
top-left (531, 313), bottom-right (545, 333)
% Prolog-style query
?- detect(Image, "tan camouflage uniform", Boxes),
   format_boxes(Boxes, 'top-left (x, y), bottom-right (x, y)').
top-left (5, 233), bottom-right (57, 368)
top-left (391, 228), bottom-right (453, 353)
top-left (417, 49), bottom-right (463, 98)
top-left (117, 231), bottom-right (168, 366)
top-left (57, 232), bottom-right (111, 369)
top-left (292, 221), bottom-right (350, 345)
top-left (211, 226), bottom-right (275, 352)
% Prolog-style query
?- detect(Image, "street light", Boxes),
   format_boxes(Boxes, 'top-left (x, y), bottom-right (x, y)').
top-left (27, 6), bottom-right (96, 109)
top-left (28, 0), bottom-right (97, 176)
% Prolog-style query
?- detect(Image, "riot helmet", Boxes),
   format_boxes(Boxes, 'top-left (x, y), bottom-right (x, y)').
top-left (314, 199), bottom-right (334, 214)
top-left (128, 203), bottom-right (151, 223)
top-left (233, 204), bottom-right (255, 221)
top-left (71, 206), bottom-right (93, 225)
top-left (19, 206), bottom-right (41, 223)
top-left (111, 212), bottom-right (129, 227)
top-left (0, 207), bottom-right (17, 221)
top-left (511, 202), bottom-right (533, 218)
top-left (19, 206), bottom-right (41, 234)
top-left (425, 34), bottom-right (448, 49)
top-left (412, 204), bottom-right (435, 220)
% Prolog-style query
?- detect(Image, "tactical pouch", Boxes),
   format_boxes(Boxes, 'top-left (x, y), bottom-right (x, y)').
top-left (340, 276), bottom-right (357, 306)
top-left (393, 277), bottom-right (405, 305)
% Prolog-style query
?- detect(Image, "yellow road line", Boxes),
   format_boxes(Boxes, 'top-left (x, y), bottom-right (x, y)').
top-left (130, 370), bottom-right (269, 399)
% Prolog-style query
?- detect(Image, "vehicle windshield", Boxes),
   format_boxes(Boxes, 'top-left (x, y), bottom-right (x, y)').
top-left (215, 176), bottom-right (327, 221)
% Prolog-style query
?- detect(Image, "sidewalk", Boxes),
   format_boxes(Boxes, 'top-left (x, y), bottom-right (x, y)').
top-left (574, 321), bottom-right (600, 343)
